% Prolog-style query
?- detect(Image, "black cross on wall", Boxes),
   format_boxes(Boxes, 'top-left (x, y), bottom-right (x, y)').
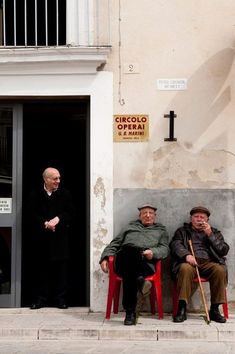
top-left (164, 110), bottom-right (177, 141)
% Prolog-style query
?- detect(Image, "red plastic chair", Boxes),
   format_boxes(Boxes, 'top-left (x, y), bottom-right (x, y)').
top-left (105, 255), bottom-right (163, 319)
top-left (172, 276), bottom-right (229, 318)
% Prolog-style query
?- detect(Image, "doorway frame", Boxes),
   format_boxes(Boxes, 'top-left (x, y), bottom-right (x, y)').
top-left (0, 71), bottom-right (113, 311)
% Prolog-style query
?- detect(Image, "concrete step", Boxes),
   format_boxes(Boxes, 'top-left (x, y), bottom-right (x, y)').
top-left (0, 308), bottom-right (234, 342)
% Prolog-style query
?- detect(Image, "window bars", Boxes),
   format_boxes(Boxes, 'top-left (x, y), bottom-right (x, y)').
top-left (0, 0), bottom-right (110, 48)
top-left (0, 0), bottom-right (66, 47)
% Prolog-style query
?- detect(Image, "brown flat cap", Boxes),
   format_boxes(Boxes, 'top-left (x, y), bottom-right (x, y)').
top-left (138, 204), bottom-right (157, 211)
top-left (190, 206), bottom-right (210, 217)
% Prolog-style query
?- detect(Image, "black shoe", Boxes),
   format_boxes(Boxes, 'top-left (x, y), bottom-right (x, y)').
top-left (173, 301), bottom-right (187, 323)
top-left (30, 301), bottom-right (44, 310)
top-left (124, 311), bottom-right (136, 325)
top-left (57, 302), bottom-right (68, 309)
top-left (173, 308), bottom-right (187, 322)
top-left (209, 309), bottom-right (226, 323)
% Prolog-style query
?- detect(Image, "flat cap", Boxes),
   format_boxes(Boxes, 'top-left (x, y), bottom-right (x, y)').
top-left (138, 203), bottom-right (157, 211)
top-left (190, 206), bottom-right (210, 217)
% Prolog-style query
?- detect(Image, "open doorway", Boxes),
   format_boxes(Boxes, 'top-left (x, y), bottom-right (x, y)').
top-left (21, 98), bottom-right (90, 307)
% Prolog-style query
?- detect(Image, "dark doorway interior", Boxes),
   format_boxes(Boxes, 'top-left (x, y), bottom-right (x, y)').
top-left (21, 99), bottom-right (90, 307)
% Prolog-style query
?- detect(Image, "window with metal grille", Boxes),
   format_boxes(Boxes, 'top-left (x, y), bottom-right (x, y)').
top-left (0, 0), bottom-right (66, 47)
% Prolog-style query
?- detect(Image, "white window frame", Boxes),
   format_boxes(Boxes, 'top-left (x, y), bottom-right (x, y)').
top-left (67, 0), bottom-right (99, 46)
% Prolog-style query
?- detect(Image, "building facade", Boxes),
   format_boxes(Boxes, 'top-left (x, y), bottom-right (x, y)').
top-left (0, 0), bottom-right (234, 313)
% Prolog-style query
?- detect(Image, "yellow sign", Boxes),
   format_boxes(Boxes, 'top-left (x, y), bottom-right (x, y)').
top-left (113, 114), bottom-right (149, 142)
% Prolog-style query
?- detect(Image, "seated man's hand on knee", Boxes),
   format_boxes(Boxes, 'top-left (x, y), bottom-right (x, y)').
top-left (186, 255), bottom-right (197, 267)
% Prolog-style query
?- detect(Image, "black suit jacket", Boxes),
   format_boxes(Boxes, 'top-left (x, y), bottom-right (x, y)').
top-left (28, 186), bottom-right (74, 261)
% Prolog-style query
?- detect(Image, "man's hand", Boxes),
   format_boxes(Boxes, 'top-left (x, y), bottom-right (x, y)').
top-left (100, 259), bottom-right (109, 273)
top-left (200, 221), bottom-right (212, 236)
top-left (186, 254), bottom-right (198, 266)
top-left (143, 249), bottom-right (153, 260)
top-left (45, 216), bottom-right (60, 232)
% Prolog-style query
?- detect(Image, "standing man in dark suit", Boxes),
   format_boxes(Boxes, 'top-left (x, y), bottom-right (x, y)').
top-left (29, 167), bottom-right (74, 309)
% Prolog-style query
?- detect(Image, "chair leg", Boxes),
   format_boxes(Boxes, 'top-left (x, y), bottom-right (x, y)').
top-left (105, 278), bottom-right (116, 319)
top-left (150, 285), bottom-right (156, 314)
top-left (154, 279), bottom-right (163, 319)
top-left (113, 280), bottom-right (121, 314)
top-left (222, 288), bottom-right (229, 319)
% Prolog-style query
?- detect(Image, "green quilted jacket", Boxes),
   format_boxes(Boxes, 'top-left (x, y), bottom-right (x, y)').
top-left (100, 219), bottom-right (169, 263)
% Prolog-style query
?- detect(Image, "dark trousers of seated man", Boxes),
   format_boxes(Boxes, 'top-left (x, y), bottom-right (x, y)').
top-left (176, 258), bottom-right (227, 305)
top-left (115, 246), bottom-right (155, 313)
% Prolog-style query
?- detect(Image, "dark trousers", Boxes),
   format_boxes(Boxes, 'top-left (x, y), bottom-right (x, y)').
top-left (115, 246), bottom-right (154, 312)
top-left (34, 259), bottom-right (68, 305)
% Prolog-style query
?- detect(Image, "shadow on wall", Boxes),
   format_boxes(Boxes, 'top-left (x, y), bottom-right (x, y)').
top-left (130, 48), bottom-right (235, 190)
top-left (153, 47), bottom-right (235, 148)
top-left (144, 48), bottom-right (235, 190)
top-left (114, 188), bottom-right (235, 312)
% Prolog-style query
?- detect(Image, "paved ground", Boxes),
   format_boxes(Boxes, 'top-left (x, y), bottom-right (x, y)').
top-left (0, 308), bottom-right (234, 353)
top-left (0, 340), bottom-right (235, 354)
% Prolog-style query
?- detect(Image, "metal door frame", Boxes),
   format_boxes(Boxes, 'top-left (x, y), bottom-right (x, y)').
top-left (14, 104), bottom-right (23, 307)
top-left (0, 104), bottom-right (22, 307)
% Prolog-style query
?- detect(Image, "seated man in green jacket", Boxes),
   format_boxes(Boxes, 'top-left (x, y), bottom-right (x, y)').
top-left (99, 204), bottom-right (169, 325)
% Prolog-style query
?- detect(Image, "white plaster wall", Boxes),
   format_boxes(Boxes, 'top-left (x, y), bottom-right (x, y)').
top-left (95, 0), bottom-right (235, 313)
top-left (105, 0), bottom-right (235, 189)
top-left (0, 69), bottom-right (113, 312)
top-left (89, 73), bottom-right (114, 312)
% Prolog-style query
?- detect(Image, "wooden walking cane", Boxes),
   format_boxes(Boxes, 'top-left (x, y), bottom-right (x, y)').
top-left (188, 239), bottom-right (210, 324)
